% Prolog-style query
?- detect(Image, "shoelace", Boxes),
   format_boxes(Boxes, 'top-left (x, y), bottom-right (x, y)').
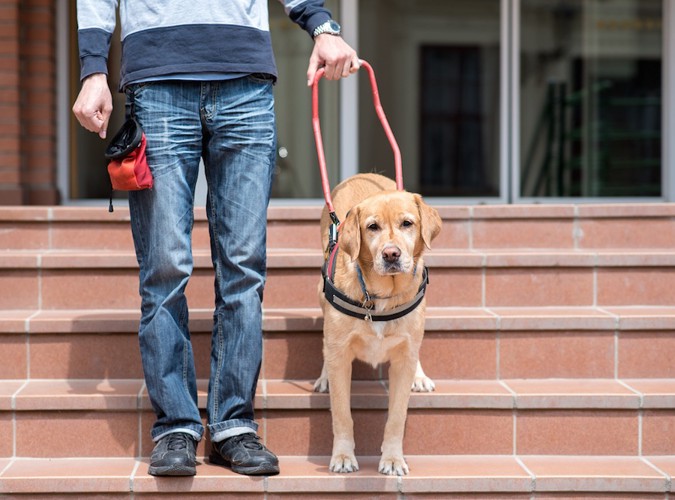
top-left (166, 432), bottom-right (193, 451)
top-left (232, 434), bottom-right (264, 450)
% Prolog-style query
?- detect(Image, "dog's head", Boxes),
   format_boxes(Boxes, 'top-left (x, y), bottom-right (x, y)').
top-left (338, 190), bottom-right (442, 276)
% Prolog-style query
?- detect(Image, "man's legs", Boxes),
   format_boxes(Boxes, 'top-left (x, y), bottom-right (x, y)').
top-left (201, 76), bottom-right (278, 474)
top-left (127, 82), bottom-right (205, 475)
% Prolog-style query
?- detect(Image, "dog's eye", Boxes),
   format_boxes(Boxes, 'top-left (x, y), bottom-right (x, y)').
top-left (367, 223), bottom-right (380, 232)
top-left (401, 220), bottom-right (414, 228)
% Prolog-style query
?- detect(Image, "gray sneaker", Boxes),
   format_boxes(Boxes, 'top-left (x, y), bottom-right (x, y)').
top-left (148, 432), bottom-right (197, 476)
top-left (209, 433), bottom-right (279, 476)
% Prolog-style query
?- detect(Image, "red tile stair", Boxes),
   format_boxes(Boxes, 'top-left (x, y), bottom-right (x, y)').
top-left (1, 204), bottom-right (675, 497)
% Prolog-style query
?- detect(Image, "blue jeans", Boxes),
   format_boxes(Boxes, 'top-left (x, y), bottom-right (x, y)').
top-left (126, 78), bottom-right (276, 443)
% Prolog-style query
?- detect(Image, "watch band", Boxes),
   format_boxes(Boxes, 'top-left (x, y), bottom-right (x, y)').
top-left (313, 20), bottom-right (341, 38)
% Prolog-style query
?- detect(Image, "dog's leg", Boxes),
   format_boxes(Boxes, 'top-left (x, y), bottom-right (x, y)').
top-left (313, 362), bottom-right (329, 393)
top-left (411, 360), bottom-right (435, 392)
top-left (327, 354), bottom-right (359, 473)
top-left (379, 350), bottom-right (417, 475)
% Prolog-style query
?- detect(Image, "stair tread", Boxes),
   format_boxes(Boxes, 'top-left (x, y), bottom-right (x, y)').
top-left (1, 455), bottom-right (672, 494)
top-left (7, 247), bottom-right (675, 268)
top-left (4, 378), bottom-right (675, 411)
top-left (5, 306), bottom-right (675, 334)
top-left (5, 203), bottom-right (675, 221)
top-left (0, 205), bottom-right (324, 222)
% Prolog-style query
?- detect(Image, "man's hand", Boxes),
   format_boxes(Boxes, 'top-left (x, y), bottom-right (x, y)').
top-left (307, 34), bottom-right (360, 86)
top-left (72, 73), bottom-right (113, 139)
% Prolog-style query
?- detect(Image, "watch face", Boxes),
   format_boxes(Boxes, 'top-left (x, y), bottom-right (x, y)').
top-left (328, 20), bottom-right (340, 31)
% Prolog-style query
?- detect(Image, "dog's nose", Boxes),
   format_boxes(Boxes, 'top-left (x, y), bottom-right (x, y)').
top-left (382, 245), bottom-right (401, 263)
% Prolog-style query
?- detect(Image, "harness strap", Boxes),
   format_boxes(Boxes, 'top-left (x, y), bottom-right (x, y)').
top-left (322, 245), bottom-right (429, 322)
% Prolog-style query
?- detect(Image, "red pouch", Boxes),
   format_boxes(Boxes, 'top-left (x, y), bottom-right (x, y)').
top-left (104, 118), bottom-right (153, 191)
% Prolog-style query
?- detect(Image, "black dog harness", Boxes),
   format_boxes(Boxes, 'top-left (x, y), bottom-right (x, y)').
top-left (322, 233), bottom-right (429, 322)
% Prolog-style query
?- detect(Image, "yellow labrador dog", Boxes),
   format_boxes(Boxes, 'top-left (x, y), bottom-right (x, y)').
top-left (313, 173), bottom-right (442, 475)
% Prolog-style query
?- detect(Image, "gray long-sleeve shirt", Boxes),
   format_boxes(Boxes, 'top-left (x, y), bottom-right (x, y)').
top-left (77, 0), bottom-right (332, 88)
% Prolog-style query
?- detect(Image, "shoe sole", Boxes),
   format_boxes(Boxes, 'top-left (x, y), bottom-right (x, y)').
top-left (148, 464), bottom-right (196, 476)
top-left (209, 453), bottom-right (280, 476)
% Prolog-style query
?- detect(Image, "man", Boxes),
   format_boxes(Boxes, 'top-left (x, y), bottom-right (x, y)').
top-left (73, 0), bottom-right (358, 477)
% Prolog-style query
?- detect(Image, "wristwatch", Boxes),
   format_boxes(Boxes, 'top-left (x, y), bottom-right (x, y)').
top-left (313, 20), bottom-right (341, 38)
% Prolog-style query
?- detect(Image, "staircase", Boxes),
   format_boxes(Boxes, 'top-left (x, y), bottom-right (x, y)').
top-left (1, 203), bottom-right (675, 498)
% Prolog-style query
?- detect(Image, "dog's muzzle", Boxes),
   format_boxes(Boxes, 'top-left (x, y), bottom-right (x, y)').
top-left (379, 245), bottom-right (408, 274)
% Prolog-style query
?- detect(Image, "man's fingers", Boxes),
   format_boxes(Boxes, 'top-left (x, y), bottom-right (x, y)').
top-left (74, 105), bottom-right (111, 138)
top-left (307, 68), bottom-right (317, 86)
top-left (72, 73), bottom-right (113, 139)
top-left (308, 34), bottom-right (359, 85)
top-left (74, 109), bottom-right (104, 135)
top-left (326, 62), bottom-right (342, 81)
top-left (307, 57), bottom-right (320, 86)
top-left (349, 56), bottom-right (361, 74)
top-left (324, 58), bottom-right (358, 80)
top-left (99, 113), bottom-right (110, 139)
top-left (341, 60), bottom-right (353, 77)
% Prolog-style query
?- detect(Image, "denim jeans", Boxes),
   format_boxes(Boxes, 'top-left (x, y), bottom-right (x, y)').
top-left (126, 77), bottom-right (276, 443)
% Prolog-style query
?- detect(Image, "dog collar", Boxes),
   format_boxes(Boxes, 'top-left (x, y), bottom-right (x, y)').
top-left (322, 244), bottom-right (429, 322)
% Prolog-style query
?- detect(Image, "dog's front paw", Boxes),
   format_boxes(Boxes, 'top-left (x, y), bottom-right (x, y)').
top-left (329, 454), bottom-right (359, 473)
top-left (411, 375), bottom-right (435, 392)
top-left (378, 455), bottom-right (409, 475)
top-left (313, 376), bottom-right (329, 393)
top-left (411, 362), bottom-right (435, 392)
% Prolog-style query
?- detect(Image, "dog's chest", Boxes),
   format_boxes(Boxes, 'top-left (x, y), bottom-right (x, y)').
top-left (354, 322), bottom-right (407, 367)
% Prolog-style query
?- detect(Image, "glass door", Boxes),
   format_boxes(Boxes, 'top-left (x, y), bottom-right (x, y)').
top-left (357, 0), bottom-right (503, 200)
top-left (60, 0), bottom-right (670, 204)
top-left (269, 0), bottom-right (340, 198)
top-left (517, 0), bottom-right (663, 200)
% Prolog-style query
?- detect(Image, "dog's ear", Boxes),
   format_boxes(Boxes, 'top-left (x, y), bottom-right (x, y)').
top-left (338, 207), bottom-right (361, 262)
top-left (415, 194), bottom-right (442, 249)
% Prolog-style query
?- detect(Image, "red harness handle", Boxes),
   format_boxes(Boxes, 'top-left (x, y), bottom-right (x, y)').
top-left (312, 60), bottom-right (403, 217)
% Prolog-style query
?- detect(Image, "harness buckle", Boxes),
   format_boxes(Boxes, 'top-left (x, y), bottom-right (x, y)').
top-left (362, 291), bottom-right (374, 321)
top-left (328, 222), bottom-right (338, 249)
top-left (327, 211), bottom-right (341, 250)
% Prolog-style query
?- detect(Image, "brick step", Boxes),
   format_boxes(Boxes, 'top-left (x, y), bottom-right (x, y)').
top-left (0, 206), bottom-right (322, 252)
top-left (5, 249), bottom-right (675, 310)
top-left (3, 306), bottom-right (675, 381)
top-left (1, 455), bottom-right (674, 497)
top-left (4, 204), bottom-right (675, 497)
top-left (2, 378), bottom-right (675, 458)
top-left (4, 204), bottom-right (675, 252)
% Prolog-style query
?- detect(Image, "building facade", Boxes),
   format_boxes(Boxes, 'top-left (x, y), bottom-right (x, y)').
top-left (0, 0), bottom-right (671, 205)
